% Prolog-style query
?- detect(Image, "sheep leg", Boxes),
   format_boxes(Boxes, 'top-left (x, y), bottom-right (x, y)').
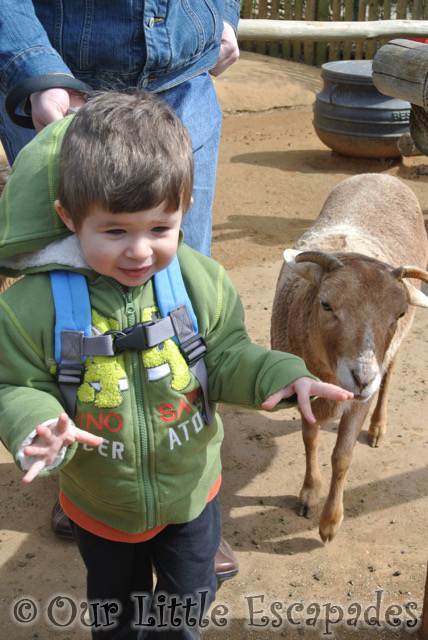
top-left (298, 417), bottom-right (322, 517)
top-left (319, 401), bottom-right (371, 543)
top-left (368, 357), bottom-right (396, 448)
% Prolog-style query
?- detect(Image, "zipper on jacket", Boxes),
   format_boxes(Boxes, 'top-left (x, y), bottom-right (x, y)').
top-left (110, 280), bottom-right (156, 530)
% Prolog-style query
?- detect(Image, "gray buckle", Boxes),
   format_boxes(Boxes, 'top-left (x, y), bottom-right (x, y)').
top-left (56, 362), bottom-right (85, 385)
top-left (180, 333), bottom-right (207, 365)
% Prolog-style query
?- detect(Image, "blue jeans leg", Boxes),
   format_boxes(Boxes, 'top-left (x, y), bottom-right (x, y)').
top-left (0, 92), bottom-right (36, 165)
top-left (160, 73), bottom-right (222, 257)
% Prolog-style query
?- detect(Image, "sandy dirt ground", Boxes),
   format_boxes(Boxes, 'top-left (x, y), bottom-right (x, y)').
top-left (1, 52), bottom-right (428, 639)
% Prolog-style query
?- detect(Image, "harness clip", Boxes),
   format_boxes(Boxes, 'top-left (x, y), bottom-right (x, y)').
top-left (180, 333), bottom-right (207, 365)
top-left (55, 362), bottom-right (86, 385)
top-left (108, 323), bottom-right (149, 354)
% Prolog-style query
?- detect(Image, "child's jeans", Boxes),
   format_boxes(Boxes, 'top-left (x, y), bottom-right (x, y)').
top-left (70, 496), bottom-right (221, 640)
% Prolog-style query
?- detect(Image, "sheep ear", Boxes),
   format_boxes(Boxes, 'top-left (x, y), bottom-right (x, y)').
top-left (402, 281), bottom-right (428, 308)
top-left (283, 249), bottom-right (324, 285)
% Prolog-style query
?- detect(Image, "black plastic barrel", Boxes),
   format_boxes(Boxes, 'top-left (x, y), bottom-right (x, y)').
top-left (313, 60), bottom-right (410, 158)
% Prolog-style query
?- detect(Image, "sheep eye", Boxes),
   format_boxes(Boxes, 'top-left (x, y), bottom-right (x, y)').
top-left (321, 300), bottom-right (333, 312)
top-left (398, 307), bottom-right (408, 319)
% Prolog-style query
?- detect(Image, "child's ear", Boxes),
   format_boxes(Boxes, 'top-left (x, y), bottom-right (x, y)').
top-left (54, 200), bottom-right (76, 232)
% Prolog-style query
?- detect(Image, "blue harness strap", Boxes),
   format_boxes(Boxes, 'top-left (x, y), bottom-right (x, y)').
top-left (153, 255), bottom-right (198, 334)
top-left (154, 258), bottom-right (210, 424)
top-left (50, 271), bottom-right (92, 363)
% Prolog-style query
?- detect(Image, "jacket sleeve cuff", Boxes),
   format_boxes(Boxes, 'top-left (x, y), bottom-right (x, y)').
top-left (258, 358), bottom-right (319, 409)
top-left (224, 0), bottom-right (240, 31)
top-left (5, 73), bottom-right (93, 129)
top-left (1, 45), bottom-right (72, 94)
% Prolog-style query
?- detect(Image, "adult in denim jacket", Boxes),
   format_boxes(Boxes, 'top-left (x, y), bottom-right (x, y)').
top-left (0, 0), bottom-right (240, 256)
top-left (0, 0), bottom-right (240, 584)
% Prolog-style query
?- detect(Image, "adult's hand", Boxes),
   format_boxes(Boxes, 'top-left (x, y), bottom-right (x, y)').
top-left (209, 22), bottom-right (239, 77)
top-left (29, 88), bottom-right (85, 131)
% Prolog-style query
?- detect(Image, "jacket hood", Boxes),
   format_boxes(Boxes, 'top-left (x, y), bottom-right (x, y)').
top-left (0, 115), bottom-right (76, 276)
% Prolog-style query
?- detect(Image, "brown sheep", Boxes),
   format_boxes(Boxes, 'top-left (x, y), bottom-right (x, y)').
top-left (271, 173), bottom-right (428, 542)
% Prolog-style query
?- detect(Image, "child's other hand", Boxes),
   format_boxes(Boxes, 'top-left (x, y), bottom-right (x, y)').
top-left (261, 377), bottom-right (353, 424)
top-left (22, 412), bottom-right (104, 483)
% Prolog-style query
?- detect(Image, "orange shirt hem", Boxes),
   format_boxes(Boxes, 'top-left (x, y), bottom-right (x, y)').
top-left (60, 473), bottom-right (222, 543)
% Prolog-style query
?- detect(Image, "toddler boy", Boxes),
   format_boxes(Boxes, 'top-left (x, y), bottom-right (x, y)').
top-left (0, 91), bottom-right (352, 639)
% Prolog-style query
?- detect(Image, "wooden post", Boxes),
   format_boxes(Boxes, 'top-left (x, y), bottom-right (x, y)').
top-left (256, 0), bottom-right (268, 55)
top-left (343, 0), bottom-right (354, 60)
top-left (303, 0), bottom-right (316, 66)
top-left (366, 0), bottom-right (380, 60)
top-left (379, 0), bottom-right (392, 49)
top-left (281, 0), bottom-right (292, 61)
top-left (293, 0), bottom-right (304, 62)
top-left (354, 0), bottom-right (367, 60)
top-left (421, 562), bottom-right (428, 640)
top-left (413, 0), bottom-right (424, 20)
top-left (270, 0), bottom-right (282, 59)
top-left (372, 39), bottom-right (428, 109)
top-left (329, 0), bottom-right (341, 62)
top-left (239, 1), bottom-right (254, 53)
top-left (396, 0), bottom-right (407, 19)
top-left (315, 0), bottom-right (330, 66)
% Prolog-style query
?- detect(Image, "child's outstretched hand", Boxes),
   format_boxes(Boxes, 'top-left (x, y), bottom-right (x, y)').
top-left (22, 412), bottom-right (104, 483)
top-left (261, 376), bottom-right (353, 424)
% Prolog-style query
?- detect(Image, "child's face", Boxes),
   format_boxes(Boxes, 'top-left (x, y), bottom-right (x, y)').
top-left (55, 201), bottom-right (182, 287)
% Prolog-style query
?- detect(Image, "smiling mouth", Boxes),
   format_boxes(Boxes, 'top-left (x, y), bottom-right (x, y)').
top-left (118, 266), bottom-right (151, 278)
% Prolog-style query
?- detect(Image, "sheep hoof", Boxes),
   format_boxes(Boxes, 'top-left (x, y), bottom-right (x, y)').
top-left (368, 434), bottom-right (379, 448)
top-left (319, 506), bottom-right (343, 542)
top-left (319, 522), bottom-right (340, 543)
top-left (298, 485), bottom-right (321, 516)
top-left (298, 502), bottom-right (311, 518)
top-left (319, 528), bottom-right (334, 544)
top-left (368, 428), bottom-right (384, 448)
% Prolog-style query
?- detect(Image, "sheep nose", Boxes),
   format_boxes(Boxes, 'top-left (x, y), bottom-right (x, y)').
top-left (351, 369), bottom-right (370, 392)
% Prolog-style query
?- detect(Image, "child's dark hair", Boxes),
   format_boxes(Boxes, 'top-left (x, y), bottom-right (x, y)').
top-left (57, 90), bottom-right (194, 229)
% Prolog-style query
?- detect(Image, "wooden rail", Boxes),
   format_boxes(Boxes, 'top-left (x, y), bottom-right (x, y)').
top-left (237, 19), bottom-right (428, 41)
top-left (239, 0), bottom-right (428, 64)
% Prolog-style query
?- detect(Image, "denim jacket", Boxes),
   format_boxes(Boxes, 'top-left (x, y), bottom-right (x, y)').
top-left (0, 0), bottom-right (240, 122)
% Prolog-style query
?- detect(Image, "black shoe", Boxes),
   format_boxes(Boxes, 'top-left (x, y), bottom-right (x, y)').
top-left (51, 500), bottom-right (74, 539)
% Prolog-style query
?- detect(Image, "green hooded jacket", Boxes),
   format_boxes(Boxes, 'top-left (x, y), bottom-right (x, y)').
top-left (0, 117), bottom-right (315, 534)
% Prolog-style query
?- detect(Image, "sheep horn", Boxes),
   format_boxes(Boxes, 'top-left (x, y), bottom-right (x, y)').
top-left (295, 251), bottom-right (344, 272)
top-left (392, 266), bottom-right (428, 284)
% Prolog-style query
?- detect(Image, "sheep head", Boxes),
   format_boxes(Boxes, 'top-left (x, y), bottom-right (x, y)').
top-left (281, 249), bottom-right (428, 398)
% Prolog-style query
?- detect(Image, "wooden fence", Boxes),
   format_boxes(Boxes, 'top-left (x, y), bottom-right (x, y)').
top-left (239, 1), bottom-right (428, 65)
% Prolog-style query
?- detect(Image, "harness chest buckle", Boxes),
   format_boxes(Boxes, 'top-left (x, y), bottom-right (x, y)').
top-left (107, 323), bottom-right (149, 354)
